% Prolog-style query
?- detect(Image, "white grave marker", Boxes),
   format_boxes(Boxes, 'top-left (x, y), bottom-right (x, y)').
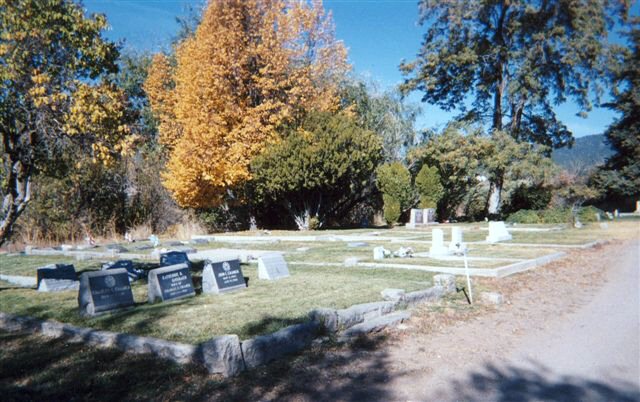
top-left (448, 226), bottom-right (467, 253)
top-left (429, 228), bottom-right (449, 257)
top-left (373, 246), bottom-right (387, 260)
top-left (486, 221), bottom-right (512, 243)
top-left (257, 253), bottom-right (290, 280)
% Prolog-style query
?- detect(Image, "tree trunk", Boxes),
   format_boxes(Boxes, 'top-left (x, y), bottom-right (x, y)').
top-left (0, 158), bottom-right (32, 247)
top-left (487, 178), bottom-right (503, 216)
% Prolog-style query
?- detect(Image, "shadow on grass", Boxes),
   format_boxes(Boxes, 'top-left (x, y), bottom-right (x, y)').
top-left (240, 315), bottom-right (305, 338)
top-left (0, 329), bottom-right (396, 401)
top-left (440, 361), bottom-right (640, 402)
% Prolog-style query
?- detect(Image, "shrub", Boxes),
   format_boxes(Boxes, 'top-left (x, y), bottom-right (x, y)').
top-left (415, 164), bottom-right (444, 208)
top-left (506, 209), bottom-right (541, 224)
top-left (376, 162), bottom-right (415, 212)
top-left (539, 207), bottom-right (572, 224)
top-left (578, 206), bottom-right (605, 223)
top-left (383, 196), bottom-right (402, 225)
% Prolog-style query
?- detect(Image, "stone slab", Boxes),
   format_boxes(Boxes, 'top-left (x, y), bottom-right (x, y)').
top-left (38, 279), bottom-right (79, 292)
top-left (148, 264), bottom-right (195, 303)
top-left (404, 286), bottom-right (444, 306)
top-left (78, 268), bottom-right (135, 316)
top-left (197, 335), bottom-right (244, 377)
top-left (36, 264), bottom-right (76, 288)
top-left (241, 322), bottom-right (319, 369)
top-left (336, 301), bottom-right (396, 330)
top-left (339, 311), bottom-right (411, 339)
top-left (202, 259), bottom-right (246, 294)
top-left (160, 251), bottom-right (191, 269)
top-left (257, 253), bottom-right (290, 280)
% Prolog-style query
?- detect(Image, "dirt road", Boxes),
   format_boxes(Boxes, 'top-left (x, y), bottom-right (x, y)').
top-left (267, 239), bottom-right (640, 401)
top-left (415, 239), bottom-right (640, 401)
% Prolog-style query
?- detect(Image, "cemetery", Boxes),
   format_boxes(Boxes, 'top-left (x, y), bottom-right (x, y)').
top-left (2, 218), bottom-right (631, 376)
top-left (0, 0), bottom-right (638, 398)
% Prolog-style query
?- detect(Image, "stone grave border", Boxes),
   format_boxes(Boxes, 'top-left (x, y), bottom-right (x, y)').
top-left (289, 249), bottom-right (576, 278)
top-left (0, 276), bottom-right (456, 378)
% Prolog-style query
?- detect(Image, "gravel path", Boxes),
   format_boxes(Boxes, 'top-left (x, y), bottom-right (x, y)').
top-left (265, 239), bottom-right (640, 401)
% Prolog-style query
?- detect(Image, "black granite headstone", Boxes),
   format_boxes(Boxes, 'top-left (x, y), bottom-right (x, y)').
top-left (102, 260), bottom-right (145, 281)
top-left (160, 251), bottom-right (191, 269)
top-left (37, 264), bottom-right (76, 288)
top-left (148, 264), bottom-right (195, 303)
top-left (78, 269), bottom-right (135, 316)
top-left (202, 259), bottom-right (246, 294)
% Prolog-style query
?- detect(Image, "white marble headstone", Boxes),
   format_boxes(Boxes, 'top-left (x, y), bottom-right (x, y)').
top-left (257, 253), bottom-right (290, 280)
top-left (429, 228), bottom-right (449, 257)
top-left (448, 227), bottom-right (467, 253)
top-left (486, 221), bottom-right (512, 243)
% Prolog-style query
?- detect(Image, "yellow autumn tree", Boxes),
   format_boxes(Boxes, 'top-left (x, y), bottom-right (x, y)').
top-left (145, 0), bottom-right (349, 207)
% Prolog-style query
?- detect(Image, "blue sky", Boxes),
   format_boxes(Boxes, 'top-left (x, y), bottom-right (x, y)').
top-left (84, 0), bottom-right (633, 138)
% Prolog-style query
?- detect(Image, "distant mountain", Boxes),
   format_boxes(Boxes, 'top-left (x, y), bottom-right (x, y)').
top-left (552, 134), bottom-right (614, 174)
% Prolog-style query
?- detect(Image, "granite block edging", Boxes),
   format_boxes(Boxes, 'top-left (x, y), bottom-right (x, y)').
top-left (0, 281), bottom-right (452, 377)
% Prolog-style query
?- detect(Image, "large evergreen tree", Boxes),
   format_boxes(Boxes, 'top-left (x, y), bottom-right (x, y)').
top-left (591, 19), bottom-right (640, 199)
top-left (400, 0), bottom-right (627, 214)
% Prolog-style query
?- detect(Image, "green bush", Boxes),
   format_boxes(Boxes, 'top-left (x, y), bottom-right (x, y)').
top-left (506, 209), bottom-right (541, 224)
top-left (578, 206), bottom-right (605, 222)
top-left (383, 196), bottom-right (401, 225)
top-left (415, 164), bottom-right (444, 208)
top-left (539, 207), bottom-right (572, 224)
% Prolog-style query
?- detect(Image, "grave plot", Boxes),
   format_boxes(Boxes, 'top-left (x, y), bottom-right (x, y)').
top-left (0, 253), bottom-right (437, 343)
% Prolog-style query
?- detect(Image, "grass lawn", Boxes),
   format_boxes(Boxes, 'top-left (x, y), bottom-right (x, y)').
top-left (0, 262), bottom-right (435, 343)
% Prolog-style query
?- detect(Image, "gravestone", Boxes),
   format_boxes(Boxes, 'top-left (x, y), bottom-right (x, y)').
top-left (160, 251), bottom-right (191, 269)
top-left (257, 253), bottom-right (290, 280)
top-left (37, 264), bottom-right (76, 288)
top-left (78, 269), bottom-right (135, 316)
top-left (486, 221), bottom-right (512, 243)
top-left (448, 227), bottom-right (467, 254)
top-left (429, 228), bottom-right (449, 257)
top-left (636, 201), bottom-right (640, 214)
top-left (373, 246), bottom-right (386, 260)
top-left (102, 260), bottom-right (144, 281)
top-left (38, 279), bottom-right (79, 292)
top-left (202, 259), bottom-right (247, 294)
top-left (407, 208), bottom-right (436, 228)
top-left (148, 263), bottom-right (195, 303)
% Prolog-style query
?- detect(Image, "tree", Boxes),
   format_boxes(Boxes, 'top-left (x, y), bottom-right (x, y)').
top-left (409, 124), bottom-right (482, 219)
top-left (0, 0), bottom-right (130, 246)
top-left (341, 81), bottom-right (421, 162)
top-left (476, 131), bottom-right (554, 215)
top-left (415, 164), bottom-right (443, 209)
top-left (251, 112), bottom-right (382, 230)
top-left (591, 19), bottom-right (640, 199)
top-left (145, 0), bottom-right (349, 208)
top-left (376, 162), bottom-right (415, 225)
top-left (400, 0), bottom-right (626, 214)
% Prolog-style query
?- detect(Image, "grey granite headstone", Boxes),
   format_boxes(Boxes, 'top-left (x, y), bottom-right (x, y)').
top-left (257, 253), bottom-right (289, 280)
top-left (148, 263), bottom-right (195, 303)
top-left (202, 259), bottom-right (246, 294)
top-left (78, 269), bottom-right (135, 316)
top-left (38, 279), bottom-right (79, 292)
top-left (36, 264), bottom-right (76, 288)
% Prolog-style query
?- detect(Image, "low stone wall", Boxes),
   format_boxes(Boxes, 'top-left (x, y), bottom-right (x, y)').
top-left (0, 279), bottom-right (454, 377)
